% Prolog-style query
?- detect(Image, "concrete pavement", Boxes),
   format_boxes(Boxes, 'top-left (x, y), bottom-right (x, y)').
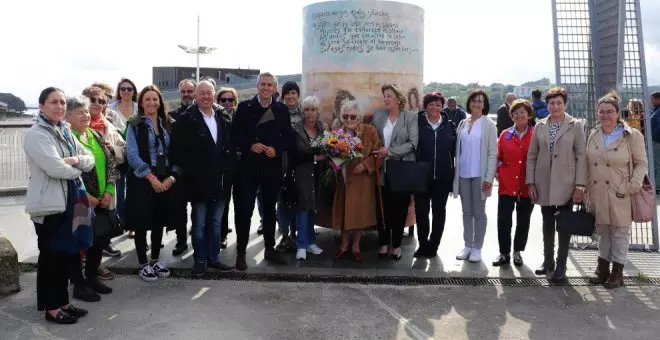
top-left (2, 273), bottom-right (660, 339)
top-left (1, 193), bottom-right (659, 280)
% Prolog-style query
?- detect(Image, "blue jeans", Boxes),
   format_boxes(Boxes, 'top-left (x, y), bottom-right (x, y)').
top-left (277, 196), bottom-right (296, 236)
top-left (191, 199), bottom-right (225, 264)
top-left (295, 210), bottom-right (316, 249)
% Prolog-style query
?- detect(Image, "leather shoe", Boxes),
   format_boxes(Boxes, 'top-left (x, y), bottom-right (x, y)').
top-left (172, 244), bottom-right (188, 256)
top-left (87, 278), bottom-right (112, 294)
top-left (45, 310), bottom-right (77, 324)
top-left (208, 261), bottom-right (234, 272)
top-left (73, 284), bottom-right (101, 302)
top-left (264, 248), bottom-right (287, 265)
top-left (62, 305), bottom-right (88, 318)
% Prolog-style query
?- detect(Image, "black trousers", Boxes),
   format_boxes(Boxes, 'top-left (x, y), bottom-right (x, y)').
top-left (35, 214), bottom-right (78, 311)
top-left (234, 162), bottom-right (281, 254)
top-left (541, 203), bottom-right (572, 266)
top-left (497, 195), bottom-right (533, 255)
top-left (172, 183), bottom-right (188, 247)
top-left (378, 185), bottom-right (411, 249)
top-left (69, 243), bottom-right (104, 284)
top-left (221, 179), bottom-right (233, 240)
top-left (134, 191), bottom-right (170, 265)
top-left (414, 182), bottom-right (450, 252)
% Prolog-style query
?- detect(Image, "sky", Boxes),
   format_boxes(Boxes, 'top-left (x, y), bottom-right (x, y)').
top-left (1, 0), bottom-right (659, 106)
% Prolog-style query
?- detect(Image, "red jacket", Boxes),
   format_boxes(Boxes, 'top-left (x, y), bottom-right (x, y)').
top-left (497, 126), bottom-right (534, 197)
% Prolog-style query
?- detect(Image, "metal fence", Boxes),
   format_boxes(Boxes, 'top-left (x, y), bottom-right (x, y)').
top-left (0, 129), bottom-right (29, 189)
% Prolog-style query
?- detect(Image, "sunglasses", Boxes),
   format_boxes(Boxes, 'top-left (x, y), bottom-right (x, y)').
top-left (90, 98), bottom-right (107, 105)
top-left (119, 87), bottom-right (134, 92)
top-left (342, 114), bottom-right (357, 121)
top-left (219, 98), bottom-right (235, 103)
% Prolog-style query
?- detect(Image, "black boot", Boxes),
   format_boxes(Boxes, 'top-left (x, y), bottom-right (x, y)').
top-left (549, 262), bottom-right (567, 283)
top-left (604, 262), bottom-right (624, 289)
top-left (589, 257), bottom-right (610, 285)
top-left (550, 231), bottom-right (570, 283)
top-left (535, 258), bottom-right (555, 275)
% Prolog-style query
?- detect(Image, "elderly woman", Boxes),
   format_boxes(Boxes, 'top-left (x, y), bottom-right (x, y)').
top-left (291, 96), bottom-right (326, 260)
top-left (82, 86), bottom-right (126, 263)
top-left (452, 89), bottom-right (498, 263)
top-left (373, 84), bottom-right (419, 261)
top-left (493, 99), bottom-right (535, 267)
top-left (125, 85), bottom-right (179, 282)
top-left (320, 100), bottom-right (381, 262)
top-left (527, 87), bottom-right (587, 282)
top-left (587, 92), bottom-right (648, 289)
top-left (66, 96), bottom-right (122, 301)
top-left (217, 87), bottom-right (239, 116)
top-left (414, 92), bottom-right (456, 258)
top-left (24, 87), bottom-right (95, 324)
top-left (91, 82), bottom-right (126, 132)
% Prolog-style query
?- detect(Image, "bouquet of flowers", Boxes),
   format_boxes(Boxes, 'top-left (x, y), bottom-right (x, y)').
top-left (311, 128), bottom-right (364, 183)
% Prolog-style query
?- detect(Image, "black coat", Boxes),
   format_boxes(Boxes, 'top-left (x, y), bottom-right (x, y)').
top-left (497, 103), bottom-right (514, 136)
top-left (292, 122), bottom-right (324, 211)
top-left (417, 111), bottom-right (456, 192)
top-left (168, 104), bottom-right (189, 121)
top-left (169, 103), bottom-right (235, 202)
top-left (232, 96), bottom-right (293, 170)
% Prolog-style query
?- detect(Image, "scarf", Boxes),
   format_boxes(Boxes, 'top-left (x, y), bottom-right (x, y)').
top-left (39, 113), bottom-right (93, 253)
top-left (90, 113), bottom-right (107, 134)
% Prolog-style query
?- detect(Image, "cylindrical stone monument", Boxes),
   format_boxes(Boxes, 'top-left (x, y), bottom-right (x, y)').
top-left (302, 0), bottom-right (424, 126)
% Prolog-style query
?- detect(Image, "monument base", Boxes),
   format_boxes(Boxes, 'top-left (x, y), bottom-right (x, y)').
top-left (0, 237), bottom-right (20, 296)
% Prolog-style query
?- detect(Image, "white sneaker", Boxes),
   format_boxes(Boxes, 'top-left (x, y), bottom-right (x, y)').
top-left (469, 249), bottom-right (482, 263)
top-left (296, 248), bottom-right (307, 260)
top-left (456, 247), bottom-right (473, 261)
top-left (307, 244), bottom-right (323, 255)
top-left (151, 261), bottom-right (171, 278)
top-left (138, 264), bottom-right (158, 282)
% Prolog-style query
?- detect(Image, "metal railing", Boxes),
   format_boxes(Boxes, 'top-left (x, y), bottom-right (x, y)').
top-left (0, 129), bottom-right (29, 189)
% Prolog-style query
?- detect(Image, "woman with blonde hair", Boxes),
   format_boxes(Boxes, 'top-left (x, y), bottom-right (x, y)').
top-left (587, 91), bottom-right (648, 288)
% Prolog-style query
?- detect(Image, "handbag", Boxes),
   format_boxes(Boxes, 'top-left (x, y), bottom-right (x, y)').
top-left (92, 208), bottom-right (123, 242)
top-left (626, 136), bottom-right (656, 223)
top-left (385, 160), bottom-right (431, 193)
top-left (555, 203), bottom-right (595, 236)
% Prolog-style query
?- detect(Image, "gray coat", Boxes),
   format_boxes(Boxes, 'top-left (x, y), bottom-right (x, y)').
top-left (24, 118), bottom-right (95, 218)
top-left (372, 109), bottom-right (419, 185)
top-left (293, 122), bottom-right (324, 211)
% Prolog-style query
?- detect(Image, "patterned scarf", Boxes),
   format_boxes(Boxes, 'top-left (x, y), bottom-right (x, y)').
top-left (39, 113), bottom-right (93, 253)
top-left (90, 113), bottom-right (107, 134)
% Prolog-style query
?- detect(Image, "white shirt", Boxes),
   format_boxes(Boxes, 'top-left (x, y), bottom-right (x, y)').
top-left (383, 118), bottom-right (397, 149)
top-left (427, 116), bottom-right (442, 130)
top-left (459, 116), bottom-right (483, 178)
top-left (200, 108), bottom-right (218, 143)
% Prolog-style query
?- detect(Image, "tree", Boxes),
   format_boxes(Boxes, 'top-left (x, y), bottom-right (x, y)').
top-left (0, 93), bottom-right (27, 111)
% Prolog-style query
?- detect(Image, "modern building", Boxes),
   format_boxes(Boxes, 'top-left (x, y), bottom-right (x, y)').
top-left (152, 67), bottom-right (261, 90)
top-left (552, 0), bottom-right (656, 250)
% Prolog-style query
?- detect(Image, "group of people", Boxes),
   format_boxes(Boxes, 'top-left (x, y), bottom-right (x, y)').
top-left (25, 72), bottom-right (651, 324)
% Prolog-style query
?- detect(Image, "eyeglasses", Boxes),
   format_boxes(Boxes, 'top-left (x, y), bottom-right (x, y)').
top-left (90, 98), bottom-right (107, 105)
top-left (119, 87), bottom-right (134, 92)
top-left (342, 114), bottom-right (357, 121)
top-left (219, 98), bottom-right (235, 103)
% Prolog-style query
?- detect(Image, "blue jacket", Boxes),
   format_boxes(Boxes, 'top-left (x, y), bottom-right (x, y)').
top-left (416, 111), bottom-right (456, 192)
top-left (651, 105), bottom-right (660, 143)
top-left (532, 99), bottom-right (549, 119)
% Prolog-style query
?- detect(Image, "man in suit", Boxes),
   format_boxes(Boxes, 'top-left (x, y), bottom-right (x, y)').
top-left (232, 72), bottom-right (291, 270)
top-left (497, 93), bottom-right (517, 136)
top-left (169, 80), bottom-right (234, 276)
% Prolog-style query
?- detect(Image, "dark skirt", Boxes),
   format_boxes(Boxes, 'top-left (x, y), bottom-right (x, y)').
top-left (124, 171), bottom-right (181, 232)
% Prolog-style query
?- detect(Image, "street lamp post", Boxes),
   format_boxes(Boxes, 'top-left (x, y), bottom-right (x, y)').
top-left (178, 15), bottom-right (217, 83)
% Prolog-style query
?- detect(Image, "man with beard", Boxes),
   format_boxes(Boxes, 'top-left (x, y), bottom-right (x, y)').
top-left (168, 79), bottom-right (196, 256)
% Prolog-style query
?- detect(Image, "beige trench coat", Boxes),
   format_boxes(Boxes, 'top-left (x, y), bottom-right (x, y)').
top-left (586, 124), bottom-right (648, 226)
top-left (526, 113), bottom-right (587, 206)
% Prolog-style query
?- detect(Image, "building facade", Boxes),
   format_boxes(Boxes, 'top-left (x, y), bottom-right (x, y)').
top-left (552, 0), bottom-right (657, 250)
top-left (152, 67), bottom-right (261, 90)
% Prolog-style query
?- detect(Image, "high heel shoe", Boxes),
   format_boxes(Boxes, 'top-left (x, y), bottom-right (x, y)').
top-left (334, 248), bottom-right (348, 260)
top-left (352, 250), bottom-right (363, 263)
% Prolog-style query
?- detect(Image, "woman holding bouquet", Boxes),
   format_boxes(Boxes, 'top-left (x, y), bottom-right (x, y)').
top-left (318, 100), bottom-right (381, 262)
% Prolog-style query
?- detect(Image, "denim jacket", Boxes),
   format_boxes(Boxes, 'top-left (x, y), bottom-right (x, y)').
top-left (126, 116), bottom-right (176, 178)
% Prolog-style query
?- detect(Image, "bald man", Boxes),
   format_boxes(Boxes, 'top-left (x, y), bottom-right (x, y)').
top-left (497, 93), bottom-right (517, 136)
top-left (169, 80), bottom-right (235, 276)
